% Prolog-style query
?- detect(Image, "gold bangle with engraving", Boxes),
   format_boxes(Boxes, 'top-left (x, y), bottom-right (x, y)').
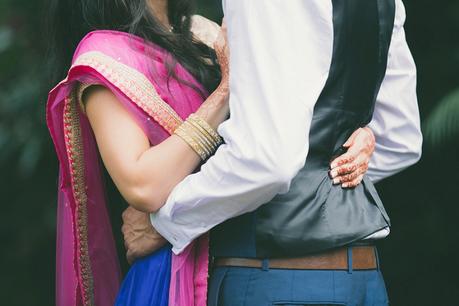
top-left (184, 120), bottom-right (218, 152)
top-left (174, 124), bottom-right (208, 160)
top-left (184, 122), bottom-right (214, 156)
top-left (188, 114), bottom-right (223, 145)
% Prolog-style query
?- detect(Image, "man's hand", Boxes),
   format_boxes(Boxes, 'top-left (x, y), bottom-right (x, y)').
top-left (121, 206), bottom-right (167, 264)
top-left (329, 127), bottom-right (376, 188)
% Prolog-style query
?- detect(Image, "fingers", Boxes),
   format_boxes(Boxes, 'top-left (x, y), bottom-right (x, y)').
top-left (330, 137), bottom-right (362, 169)
top-left (342, 174), bottom-right (364, 189)
top-left (330, 152), bottom-right (354, 170)
top-left (123, 230), bottom-right (137, 251)
top-left (123, 228), bottom-right (167, 263)
top-left (330, 126), bottom-right (375, 187)
top-left (337, 163), bottom-right (368, 184)
top-left (126, 250), bottom-right (134, 266)
top-left (122, 206), bottom-right (147, 223)
top-left (125, 238), bottom-right (167, 265)
top-left (330, 154), bottom-right (357, 174)
top-left (121, 223), bottom-right (134, 242)
top-left (122, 206), bottom-right (135, 221)
top-left (124, 236), bottom-right (148, 265)
top-left (332, 168), bottom-right (360, 185)
top-left (126, 247), bottom-right (148, 265)
top-left (330, 147), bottom-right (361, 177)
top-left (330, 156), bottom-right (369, 186)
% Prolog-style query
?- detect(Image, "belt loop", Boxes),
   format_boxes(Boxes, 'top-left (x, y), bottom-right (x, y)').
top-left (374, 247), bottom-right (381, 271)
top-left (262, 259), bottom-right (270, 271)
top-left (347, 247), bottom-right (353, 274)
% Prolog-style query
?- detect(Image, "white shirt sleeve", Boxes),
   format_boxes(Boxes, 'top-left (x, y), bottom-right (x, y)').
top-left (151, 0), bottom-right (334, 254)
top-left (367, 0), bottom-right (423, 183)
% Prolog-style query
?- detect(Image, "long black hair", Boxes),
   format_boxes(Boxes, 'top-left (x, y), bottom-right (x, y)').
top-left (46, 0), bottom-right (221, 94)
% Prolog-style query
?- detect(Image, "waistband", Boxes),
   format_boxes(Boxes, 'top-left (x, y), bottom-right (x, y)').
top-left (213, 245), bottom-right (379, 271)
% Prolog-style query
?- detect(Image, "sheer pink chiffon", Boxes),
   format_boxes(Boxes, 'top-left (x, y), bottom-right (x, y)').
top-left (47, 30), bottom-right (210, 306)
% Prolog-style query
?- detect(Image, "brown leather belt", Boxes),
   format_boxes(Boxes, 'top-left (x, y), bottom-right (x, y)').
top-left (214, 246), bottom-right (377, 270)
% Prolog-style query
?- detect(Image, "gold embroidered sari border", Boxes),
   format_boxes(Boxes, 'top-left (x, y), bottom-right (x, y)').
top-left (63, 92), bottom-right (95, 306)
top-left (61, 50), bottom-right (188, 305)
top-left (73, 51), bottom-right (184, 134)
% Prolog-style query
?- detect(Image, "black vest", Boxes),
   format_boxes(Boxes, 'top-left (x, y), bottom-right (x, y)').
top-left (211, 0), bottom-right (396, 258)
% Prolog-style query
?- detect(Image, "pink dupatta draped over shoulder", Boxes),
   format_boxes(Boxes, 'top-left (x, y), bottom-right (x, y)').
top-left (47, 18), bottom-right (219, 306)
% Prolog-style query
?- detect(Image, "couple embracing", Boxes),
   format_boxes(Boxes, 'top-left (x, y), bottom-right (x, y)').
top-left (47, 0), bottom-right (422, 305)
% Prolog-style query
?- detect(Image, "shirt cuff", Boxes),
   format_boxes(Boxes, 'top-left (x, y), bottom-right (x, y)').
top-left (363, 227), bottom-right (391, 240)
top-left (149, 186), bottom-right (192, 255)
top-left (150, 213), bottom-right (190, 254)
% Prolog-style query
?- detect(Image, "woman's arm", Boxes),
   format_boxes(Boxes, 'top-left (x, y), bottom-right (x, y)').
top-left (84, 23), bottom-right (229, 215)
top-left (85, 84), bottom-right (228, 214)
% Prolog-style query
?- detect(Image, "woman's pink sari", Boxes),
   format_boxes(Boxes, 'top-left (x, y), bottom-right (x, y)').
top-left (47, 30), bottom-right (211, 306)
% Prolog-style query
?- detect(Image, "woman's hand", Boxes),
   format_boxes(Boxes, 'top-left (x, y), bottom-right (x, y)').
top-left (196, 21), bottom-right (230, 129)
top-left (329, 127), bottom-right (375, 188)
top-left (214, 21), bottom-right (229, 89)
top-left (121, 206), bottom-right (166, 264)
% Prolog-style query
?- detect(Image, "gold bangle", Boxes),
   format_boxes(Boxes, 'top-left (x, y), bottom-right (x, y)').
top-left (188, 114), bottom-right (223, 145)
top-left (188, 114), bottom-right (222, 145)
top-left (188, 118), bottom-right (217, 146)
top-left (185, 120), bottom-right (218, 152)
top-left (184, 122), bottom-right (214, 156)
top-left (174, 124), bottom-right (208, 160)
top-left (184, 123), bottom-right (215, 156)
top-left (175, 114), bottom-right (223, 161)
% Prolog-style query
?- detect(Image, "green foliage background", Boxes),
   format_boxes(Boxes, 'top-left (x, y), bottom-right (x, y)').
top-left (0, 0), bottom-right (458, 305)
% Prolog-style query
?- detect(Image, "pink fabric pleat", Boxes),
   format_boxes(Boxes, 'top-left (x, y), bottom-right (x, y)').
top-left (169, 234), bottom-right (209, 306)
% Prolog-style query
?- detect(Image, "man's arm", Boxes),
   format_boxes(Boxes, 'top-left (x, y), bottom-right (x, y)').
top-left (151, 0), bottom-right (334, 254)
top-left (367, 0), bottom-right (423, 182)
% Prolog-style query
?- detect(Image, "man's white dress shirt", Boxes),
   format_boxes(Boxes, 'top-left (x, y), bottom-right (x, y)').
top-left (151, 0), bottom-right (422, 254)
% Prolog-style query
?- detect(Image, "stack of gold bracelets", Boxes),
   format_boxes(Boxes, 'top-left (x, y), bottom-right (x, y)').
top-left (174, 114), bottom-right (223, 161)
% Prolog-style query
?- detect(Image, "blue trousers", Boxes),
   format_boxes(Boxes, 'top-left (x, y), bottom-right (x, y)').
top-left (208, 248), bottom-right (388, 306)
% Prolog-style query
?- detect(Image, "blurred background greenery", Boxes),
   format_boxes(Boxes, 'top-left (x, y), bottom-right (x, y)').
top-left (0, 0), bottom-right (458, 305)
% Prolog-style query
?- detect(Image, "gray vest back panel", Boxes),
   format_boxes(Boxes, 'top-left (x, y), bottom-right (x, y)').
top-left (211, 0), bottom-right (396, 258)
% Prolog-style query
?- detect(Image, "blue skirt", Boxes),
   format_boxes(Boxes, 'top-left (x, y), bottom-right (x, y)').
top-left (115, 245), bottom-right (172, 306)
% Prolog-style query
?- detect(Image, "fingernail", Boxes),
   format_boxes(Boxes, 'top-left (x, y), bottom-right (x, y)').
top-left (330, 170), bottom-right (338, 178)
top-left (333, 178), bottom-right (340, 185)
top-left (342, 183), bottom-right (348, 188)
top-left (330, 162), bottom-right (337, 169)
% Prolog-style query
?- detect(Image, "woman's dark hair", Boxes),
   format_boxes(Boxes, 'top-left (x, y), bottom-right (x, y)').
top-left (46, 0), bottom-right (221, 95)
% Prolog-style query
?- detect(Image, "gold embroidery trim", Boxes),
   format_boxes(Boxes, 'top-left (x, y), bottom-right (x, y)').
top-left (77, 83), bottom-right (95, 114)
top-left (63, 50), bottom-right (188, 304)
top-left (63, 92), bottom-right (94, 306)
top-left (73, 51), bottom-right (184, 134)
